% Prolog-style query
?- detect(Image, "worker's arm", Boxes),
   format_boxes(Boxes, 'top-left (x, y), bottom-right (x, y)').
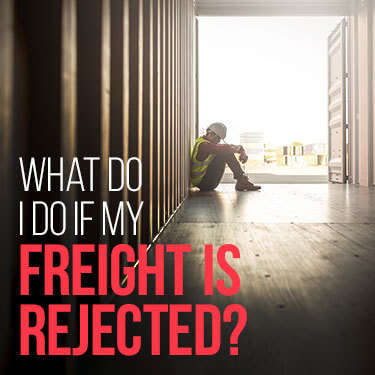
top-left (198, 142), bottom-right (235, 156)
top-left (199, 142), bottom-right (244, 155)
top-left (197, 142), bottom-right (248, 162)
top-left (229, 144), bottom-right (244, 153)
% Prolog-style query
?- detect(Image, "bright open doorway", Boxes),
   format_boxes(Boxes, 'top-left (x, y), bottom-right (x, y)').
top-left (198, 16), bottom-right (344, 183)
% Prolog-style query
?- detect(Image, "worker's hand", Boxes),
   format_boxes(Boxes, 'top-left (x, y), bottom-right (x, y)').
top-left (230, 144), bottom-right (244, 153)
top-left (239, 150), bottom-right (248, 164)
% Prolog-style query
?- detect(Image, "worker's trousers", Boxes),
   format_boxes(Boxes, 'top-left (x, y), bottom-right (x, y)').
top-left (197, 153), bottom-right (244, 191)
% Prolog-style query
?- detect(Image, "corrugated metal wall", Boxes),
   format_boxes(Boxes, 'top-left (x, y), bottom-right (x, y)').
top-left (0, 0), bottom-right (195, 371)
top-left (66, 0), bottom-right (194, 247)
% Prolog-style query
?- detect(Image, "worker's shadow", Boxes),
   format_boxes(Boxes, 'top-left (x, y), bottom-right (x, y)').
top-left (189, 184), bottom-right (257, 222)
top-left (215, 184), bottom-right (259, 222)
top-left (214, 188), bottom-right (258, 223)
top-left (187, 187), bottom-right (227, 223)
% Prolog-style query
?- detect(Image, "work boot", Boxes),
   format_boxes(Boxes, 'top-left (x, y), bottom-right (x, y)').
top-left (235, 175), bottom-right (261, 191)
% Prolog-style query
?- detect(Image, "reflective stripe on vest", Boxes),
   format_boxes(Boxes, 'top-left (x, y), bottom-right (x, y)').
top-left (190, 137), bottom-right (215, 187)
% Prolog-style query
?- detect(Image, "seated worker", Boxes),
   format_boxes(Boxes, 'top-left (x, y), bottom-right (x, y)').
top-left (190, 122), bottom-right (261, 191)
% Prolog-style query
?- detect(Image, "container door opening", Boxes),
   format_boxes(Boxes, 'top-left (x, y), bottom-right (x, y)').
top-left (197, 16), bottom-right (346, 184)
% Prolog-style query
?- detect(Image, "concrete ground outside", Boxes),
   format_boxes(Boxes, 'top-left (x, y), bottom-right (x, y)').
top-left (223, 165), bottom-right (328, 184)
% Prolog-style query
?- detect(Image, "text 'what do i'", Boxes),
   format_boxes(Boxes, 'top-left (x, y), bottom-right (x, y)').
top-left (19, 157), bottom-right (144, 236)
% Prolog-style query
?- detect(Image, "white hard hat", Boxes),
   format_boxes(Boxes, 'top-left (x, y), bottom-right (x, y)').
top-left (207, 122), bottom-right (227, 140)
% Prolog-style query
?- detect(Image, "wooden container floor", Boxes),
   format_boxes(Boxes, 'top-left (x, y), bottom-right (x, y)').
top-left (80, 184), bottom-right (375, 375)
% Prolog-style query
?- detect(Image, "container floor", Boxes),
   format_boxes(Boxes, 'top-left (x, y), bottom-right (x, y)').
top-left (80, 184), bottom-right (375, 375)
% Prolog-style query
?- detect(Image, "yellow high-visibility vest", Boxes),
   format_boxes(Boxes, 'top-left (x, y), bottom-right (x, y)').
top-left (190, 137), bottom-right (215, 187)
